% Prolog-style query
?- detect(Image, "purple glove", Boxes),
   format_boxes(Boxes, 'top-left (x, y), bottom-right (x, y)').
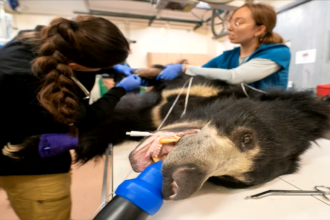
top-left (113, 64), bottom-right (136, 76)
top-left (38, 133), bottom-right (78, 158)
top-left (116, 74), bottom-right (141, 92)
top-left (156, 64), bottom-right (183, 80)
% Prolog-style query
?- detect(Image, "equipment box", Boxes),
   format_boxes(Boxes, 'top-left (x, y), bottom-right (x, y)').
top-left (316, 84), bottom-right (330, 97)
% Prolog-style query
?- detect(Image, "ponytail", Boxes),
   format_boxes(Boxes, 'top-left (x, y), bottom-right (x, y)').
top-left (32, 18), bottom-right (80, 134)
top-left (261, 31), bottom-right (284, 45)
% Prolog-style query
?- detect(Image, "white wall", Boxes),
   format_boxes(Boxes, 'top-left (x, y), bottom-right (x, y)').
top-left (118, 24), bottom-right (212, 67)
top-left (9, 14), bottom-right (230, 67)
top-left (215, 36), bottom-right (238, 56)
top-left (10, 14), bottom-right (69, 38)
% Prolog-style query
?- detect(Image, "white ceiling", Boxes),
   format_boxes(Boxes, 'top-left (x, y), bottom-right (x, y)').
top-left (4, 0), bottom-right (297, 28)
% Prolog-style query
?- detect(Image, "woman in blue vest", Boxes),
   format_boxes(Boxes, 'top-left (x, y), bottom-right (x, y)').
top-left (160, 3), bottom-right (291, 90)
top-left (114, 3), bottom-right (290, 90)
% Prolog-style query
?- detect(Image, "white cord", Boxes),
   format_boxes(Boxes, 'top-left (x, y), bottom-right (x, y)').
top-left (181, 77), bottom-right (193, 118)
top-left (241, 83), bottom-right (249, 98)
top-left (157, 77), bottom-right (193, 130)
top-left (241, 83), bottom-right (267, 98)
top-left (126, 78), bottom-right (193, 136)
top-left (244, 83), bottom-right (267, 94)
top-left (129, 81), bottom-right (266, 135)
top-left (71, 76), bottom-right (90, 99)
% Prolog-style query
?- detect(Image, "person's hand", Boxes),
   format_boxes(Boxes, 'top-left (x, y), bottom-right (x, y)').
top-left (102, 78), bottom-right (115, 90)
top-left (113, 64), bottom-right (136, 76)
top-left (38, 133), bottom-right (78, 158)
top-left (156, 64), bottom-right (183, 80)
top-left (116, 74), bottom-right (141, 92)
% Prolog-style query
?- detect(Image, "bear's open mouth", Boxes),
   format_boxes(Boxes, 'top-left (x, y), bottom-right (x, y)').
top-left (129, 132), bottom-right (179, 172)
top-left (129, 130), bottom-right (200, 172)
top-left (152, 135), bottom-right (180, 162)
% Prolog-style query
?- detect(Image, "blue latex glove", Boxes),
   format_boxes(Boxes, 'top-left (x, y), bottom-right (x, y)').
top-left (113, 64), bottom-right (136, 76)
top-left (156, 64), bottom-right (183, 80)
top-left (38, 133), bottom-right (78, 158)
top-left (117, 74), bottom-right (141, 92)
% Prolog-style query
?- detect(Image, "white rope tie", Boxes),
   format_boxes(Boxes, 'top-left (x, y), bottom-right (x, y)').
top-left (181, 77), bottom-right (193, 118)
top-left (241, 83), bottom-right (267, 98)
top-left (157, 77), bottom-right (194, 130)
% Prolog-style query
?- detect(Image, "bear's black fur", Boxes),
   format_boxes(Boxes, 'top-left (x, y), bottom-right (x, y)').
top-left (158, 91), bottom-right (330, 192)
top-left (11, 65), bottom-right (330, 191)
top-left (75, 72), bottom-right (264, 163)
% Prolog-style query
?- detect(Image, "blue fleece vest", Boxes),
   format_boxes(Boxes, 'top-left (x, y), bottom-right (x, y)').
top-left (202, 44), bottom-right (291, 90)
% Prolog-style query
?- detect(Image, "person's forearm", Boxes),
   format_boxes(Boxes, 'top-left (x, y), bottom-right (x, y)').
top-left (77, 87), bottom-right (126, 129)
top-left (184, 59), bottom-right (281, 84)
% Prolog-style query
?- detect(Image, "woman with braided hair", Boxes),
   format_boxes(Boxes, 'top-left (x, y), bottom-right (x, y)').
top-left (0, 16), bottom-right (142, 219)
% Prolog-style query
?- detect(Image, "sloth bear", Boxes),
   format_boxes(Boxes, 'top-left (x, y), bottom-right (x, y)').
top-left (129, 90), bottom-right (330, 200)
top-left (6, 67), bottom-right (259, 163)
top-left (5, 66), bottom-right (330, 201)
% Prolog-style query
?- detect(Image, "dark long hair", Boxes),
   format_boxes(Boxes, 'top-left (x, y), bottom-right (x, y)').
top-left (19, 16), bottom-right (129, 133)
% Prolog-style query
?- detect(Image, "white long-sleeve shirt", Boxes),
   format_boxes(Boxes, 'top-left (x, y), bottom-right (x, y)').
top-left (185, 58), bottom-right (281, 84)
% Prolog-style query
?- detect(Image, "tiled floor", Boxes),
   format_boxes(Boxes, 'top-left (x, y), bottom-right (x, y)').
top-left (0, 142), bottom-right (139, 220)
top-left (0, 150), bottom-right (106, 220)
top-left (1, 139), bottom-right (329, 219)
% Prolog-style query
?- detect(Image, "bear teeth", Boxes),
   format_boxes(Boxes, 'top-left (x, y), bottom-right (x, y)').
top-left (154, 144), bottom-right (163, 158)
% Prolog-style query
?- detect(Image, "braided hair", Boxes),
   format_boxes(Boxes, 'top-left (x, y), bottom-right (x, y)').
top-left (20, 16), bottom-right (129, 134)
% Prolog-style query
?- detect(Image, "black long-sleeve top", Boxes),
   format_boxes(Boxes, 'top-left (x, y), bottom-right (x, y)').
top-left (0, 35), bottom-right (126, 176)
